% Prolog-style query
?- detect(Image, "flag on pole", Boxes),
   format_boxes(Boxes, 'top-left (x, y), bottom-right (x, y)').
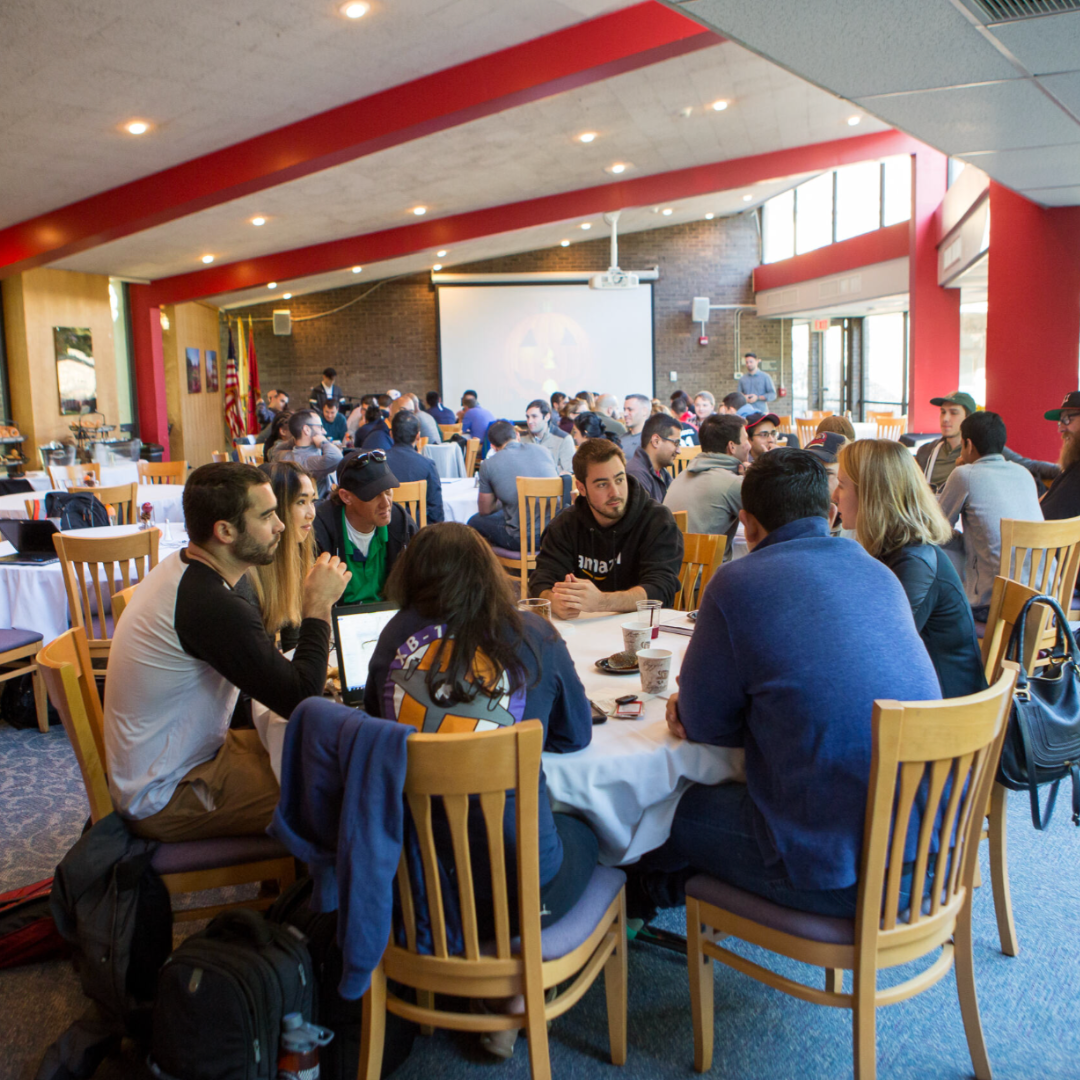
top-left (224, 325), bottom-right (245, 441)
top-left (236, 318), bottom-right (249, 425)
top-left (246, 316), bottom-right (261, 435)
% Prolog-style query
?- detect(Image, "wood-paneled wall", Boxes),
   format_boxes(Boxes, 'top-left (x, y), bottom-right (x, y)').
top-left (162, 301), bottom-right (226, 468)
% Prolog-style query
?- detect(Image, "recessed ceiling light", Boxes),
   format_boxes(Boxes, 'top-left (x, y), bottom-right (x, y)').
top-left (847, 114), bottom-right (861, 126)
top-left (201, 254), bottom-right (215, 264)
top-left (560, 240), bottom-right (570, 247)
top-left (607, 163), bottom-right (627, 175)
top-left (251, 216), bottom-right (266, 227)
top-left (124, 120), bottom-right (150, 135)
top-left (742, 194), bottom-right (753, 202)
top-left (432, 264), bottom-right (442, 271)
top-left (436, 249), bottom-right (448, 257)
top-left (704, 213), bottom-right (715, 220)
top-left (412, 206), bottom-right (427, 216)
top-left (578, 132), bottom-right (597, 144)
top-left (580, 222), bottom-right (591, 230)
top-left (711, 100), bottom-right (729, 112)
top-left (341, 2), bottom-right (369, 18)
top-left (267, 282), bottom-right (277, 289)
top-left (661, 208), bottom-right (673, 216)
top-left (351, 266), bottom-right (363, 274)
top-left (282, 293), bottom-right (292, 299)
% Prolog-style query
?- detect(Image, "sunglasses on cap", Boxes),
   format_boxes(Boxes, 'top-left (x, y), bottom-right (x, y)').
top-left (340, 449), bottom-right (387, 471)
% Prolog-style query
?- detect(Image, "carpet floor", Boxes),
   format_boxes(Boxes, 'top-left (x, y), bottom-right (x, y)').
top-left (2, 719), bottom-right (1076, 1080)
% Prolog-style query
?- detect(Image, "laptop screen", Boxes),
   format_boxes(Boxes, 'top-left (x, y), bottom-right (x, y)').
top-left (333, 602), bottom-right (398, 699)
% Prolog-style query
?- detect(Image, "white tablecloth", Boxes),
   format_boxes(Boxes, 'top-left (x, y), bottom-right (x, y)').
top-left (440, 477), bottom-right (479, 523)
top-left (25, 465), bottom-right (141, 490)
top-left (0, 484), bottom-right (186, 523)
top-left (424, 442), bottom-right (466, 479)
top-left (0, 524), bottom-right (185, 643)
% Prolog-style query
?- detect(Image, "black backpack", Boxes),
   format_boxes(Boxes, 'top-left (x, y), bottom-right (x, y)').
top-left (268, 878), bottom-right (417, 1080)
top-left (44, 491), bottom-right (110, 530)
top-left (150, 909), bottom-right (315, 1080)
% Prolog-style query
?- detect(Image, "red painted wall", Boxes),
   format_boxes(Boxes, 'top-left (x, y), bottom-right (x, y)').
top-left (127, 286), bottom-right (170, 457)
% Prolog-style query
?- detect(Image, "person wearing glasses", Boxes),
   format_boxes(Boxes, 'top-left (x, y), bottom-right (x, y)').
top-left (626, 412), bottom-right (682, 503)
top-left (744, 412), bottom-right (783, 463)
top-left (271, 408), bottom-right (343, 499)
top-left (1041, 392), bottom-right (1080, 520)
top-left (313, 451), bottom-right (419, 604)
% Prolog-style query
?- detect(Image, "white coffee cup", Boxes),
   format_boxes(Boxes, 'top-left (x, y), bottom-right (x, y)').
top-left (637, 648), bottom-right (673, 695)
top-left (621, 622), bottom-right (655, 656)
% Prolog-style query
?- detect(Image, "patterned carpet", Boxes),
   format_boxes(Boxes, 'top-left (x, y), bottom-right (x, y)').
top-left (2, 717), bottom-right (1078, 1080)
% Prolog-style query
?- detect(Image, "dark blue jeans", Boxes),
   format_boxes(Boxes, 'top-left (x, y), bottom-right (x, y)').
top-left (467, 510), bottom-right (517, 550)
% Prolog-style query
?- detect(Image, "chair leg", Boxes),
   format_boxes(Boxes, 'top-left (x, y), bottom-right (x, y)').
top-left (955, 896), bottom-right (993, 1080)
top-left (359, 962), bottom-right (387, 1080)
top-left (686, 897), bottom-right (714, 1074)
top-left (852, 967), bottom-right (877, 1080)
top-left (988, 783), bottom-right (1020, 957)
top-left (524, 960), bottom-right (552, 1080)
top-left (603, 889), bottom-right (628, 1066)
top-left (825, 968), bottom-right (843, 994)
top-left (417, 990), bottom-right (435, 1036)
top-left (31, 662), bottom-right (49, 732)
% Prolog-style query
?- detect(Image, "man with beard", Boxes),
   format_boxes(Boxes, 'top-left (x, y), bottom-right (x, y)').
top-left (1040, 391), bottom-right (1080, 519)
top-left (530, 438), bottom-right (683, 618)
top-left (103, 463), bottom-right (350, 842)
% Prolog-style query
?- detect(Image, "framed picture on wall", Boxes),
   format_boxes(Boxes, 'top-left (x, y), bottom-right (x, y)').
top-left (53, 327), bottom-right (97, 415)
top-left (186, 348), bottom-right (202, 394)
top-left (205, 349), bottom-right (219, 392)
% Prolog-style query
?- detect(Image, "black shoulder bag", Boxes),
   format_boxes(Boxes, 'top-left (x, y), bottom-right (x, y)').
top-left (997, 593), bottom-right (1080, 830)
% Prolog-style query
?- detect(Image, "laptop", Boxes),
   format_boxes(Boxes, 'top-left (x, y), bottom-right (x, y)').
top-left (0, 520), bottom-right (60, 565)
top-left (332, 601), bottom-right (398, 706)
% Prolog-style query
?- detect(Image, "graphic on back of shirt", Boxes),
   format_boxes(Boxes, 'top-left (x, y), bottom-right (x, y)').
top-left (384, 623), bottom-right (525, 734)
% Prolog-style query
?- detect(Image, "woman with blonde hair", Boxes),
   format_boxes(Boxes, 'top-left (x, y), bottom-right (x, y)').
top-left (834, 439), bottom-right (985, 698)
top-left (249, 461), bottom-right (317, 647)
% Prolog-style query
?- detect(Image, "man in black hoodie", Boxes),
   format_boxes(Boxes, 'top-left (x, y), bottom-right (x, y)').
top-left (530, 438), bottom-right (683, 618)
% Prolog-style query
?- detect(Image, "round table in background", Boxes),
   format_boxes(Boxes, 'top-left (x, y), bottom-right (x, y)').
top-left (440, 477), bottom-right (479, 523)
top-left (0, 484), bottom-right (186, 523)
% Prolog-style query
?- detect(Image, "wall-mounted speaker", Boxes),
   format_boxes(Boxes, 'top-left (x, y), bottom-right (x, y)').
top-left (691, 296), bottom-right (711, 323)
top-left (272, 310), bottom-right (292, 336)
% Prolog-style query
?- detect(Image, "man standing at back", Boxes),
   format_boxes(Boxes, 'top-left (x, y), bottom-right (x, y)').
top-left (271, 408), bottom-right (343, 498)
top-left (622, 393), bottom-right (652, 459)
top-left (310, 367), bottom-right (344, 412)
top-left (468, 420), bottom-right (557, 550)
top-left (522, 399), bottom-right (574, 474)
top-left (459, 391), bottom-right (496, 441)
top-left (104, 463), bottom-right (350, 842)
top-left (738, 353), bottom-right (776, 409)
top-left (938, 410), bottom-right (1043, 621)
top-left (626, 412), bottom-right (681, 503)
top-left (651, 450), bottom-right (940, 918)
top-left (384, 411), bottom-right (444, 524)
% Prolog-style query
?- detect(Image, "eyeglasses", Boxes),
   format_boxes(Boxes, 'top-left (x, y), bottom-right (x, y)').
top-left (1058, 413), bottom-right (1080, 426)
top-left (752, 429), bottom-right (779, 439)
top-left (341, 449), bottom-right (387, 471)
top-left (660, 436), bottom-right (682, 449)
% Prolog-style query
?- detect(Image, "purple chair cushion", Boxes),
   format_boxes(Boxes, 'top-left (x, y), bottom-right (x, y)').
top-left (686, 874), bottom-right (855, 946)
top-left (490, 546), bottom-right (521, 560)
top-left (0, 627), bottom-right (43, 652)
top-left (974, 621), bottom-right (986, 640)
top-left (151, 834), bottom-right (291, 875)
top-left (509, 865), bottom-right (626, 961)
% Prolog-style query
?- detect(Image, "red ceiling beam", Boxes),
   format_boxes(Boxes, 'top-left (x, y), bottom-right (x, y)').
top-left (148, 130), bottom-right (925, 306)
top-left (0, 2), bottom-right (719, 278)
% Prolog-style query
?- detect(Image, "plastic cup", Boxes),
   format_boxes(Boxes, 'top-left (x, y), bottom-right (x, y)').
top-left (638, 648), bottom-right (673, 695)
top-left (636, 599), bottom-right (663, 626)
top-left (622, 622), bottom-right (656, 655)
top-left (518, 598), bottom-right (551, 621)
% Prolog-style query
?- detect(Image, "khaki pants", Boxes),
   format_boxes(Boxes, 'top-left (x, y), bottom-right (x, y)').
top-left (128, 729), bottom-right (280, 843)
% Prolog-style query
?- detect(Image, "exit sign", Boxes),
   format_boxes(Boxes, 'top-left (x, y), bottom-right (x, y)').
top-left (812, 318), bottom-right (830, 332)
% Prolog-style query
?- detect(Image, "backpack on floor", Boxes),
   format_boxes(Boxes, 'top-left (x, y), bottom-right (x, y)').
top-left (0, 877), bottom-right (69, 969)
top-left (149, 908), bottom-right (316, 1080)
top-left (268, 878), bottom-right (417, 1080)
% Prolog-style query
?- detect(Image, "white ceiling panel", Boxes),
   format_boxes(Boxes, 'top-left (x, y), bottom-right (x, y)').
top-left (857, 78), bottom-right (1080, 154)
top-left (987, 11), bottom-right (1080, 76)
top-left (674, 0), bottom-right (1020, 99)
top-left (1036, 71), bottom-right (1080, 117)
top-left (958, 142), bottom-right (1080, 192)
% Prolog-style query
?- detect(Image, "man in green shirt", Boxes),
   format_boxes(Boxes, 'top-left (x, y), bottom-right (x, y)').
top-left (313, 451), bottom-right (419, 603)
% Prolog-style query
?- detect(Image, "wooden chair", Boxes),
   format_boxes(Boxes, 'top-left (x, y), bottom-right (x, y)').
top-left (997, 516), bottom-right (1080, 642)
top-left (0, 628), bottom-right (49, 731)
top-left (138, 459), bottom-right (188, 483)
top-left (360, 721), bottom-right (627, 1080)
top-left (666, 445), bottom-right (701, 479)
top-left (978, 575), bottom-right (1052, 958)
top-left (111, 583), bottom-right (139, 624)
top-left (236, 445), bottom-right (264, 466)
top-left (686, 669), bottom-right (1015, 1079)
top-left (866, 410), bottom-right (898, 424)
top-left (418, 436), bottom-right (429, 452)
top-left (674, 533), bottom-right (726, 612)
top-left (672, 510), bottom-right (688, 534)
top-left (53, 528), bottom-right (160, 666)
top-left (438, 423), bottom-right (463, 440)
top-left (464, 437), bottom-right (481, 477)
top-left (494, 477), bottom-right (564, 599)
top-left (48, 463), bottom-right (101, 489)
top-left (778, 416), bottom-right (794, 435)
top-left (795, 419), bottom-right (819, 447)
top-left (875, 416), bottom-right (907, 440)
top-left (212, 451), bottom-right (230, 463)
top-left (69, 482), bottom-right (139, 526)
top-left (804, 410), bottom-right (833, 422)
top-left (38, 628), bottom-right (295, 922)
top-left (392, 480), bottom-right (427, 529)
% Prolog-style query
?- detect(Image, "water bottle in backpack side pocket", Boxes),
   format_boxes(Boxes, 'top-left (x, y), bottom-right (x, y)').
top-left (277, 1012), bottom-right (334, 1080)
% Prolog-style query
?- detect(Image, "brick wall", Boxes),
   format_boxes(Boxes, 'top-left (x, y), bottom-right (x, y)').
top-left (225, 214), bottom-right (791, 416)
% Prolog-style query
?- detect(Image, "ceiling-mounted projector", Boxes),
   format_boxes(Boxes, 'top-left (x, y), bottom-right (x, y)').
top-left (589, 210), bottom-right (639, 290)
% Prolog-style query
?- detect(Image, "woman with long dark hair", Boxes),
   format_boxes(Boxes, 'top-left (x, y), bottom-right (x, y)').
top-left (263, 410), bottom-right (293, 458)
top-left (572, 410), bottom-right (621, 448)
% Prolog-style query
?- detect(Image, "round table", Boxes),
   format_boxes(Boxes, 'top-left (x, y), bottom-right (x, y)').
top-left (440, 477), bottom-right (480, 523)
top-left (0, 483), bottom-right (186, 523)
top-left (25, 465), bottom-right (141, 490)
top-left (424, 442), bottom-right (466, 479)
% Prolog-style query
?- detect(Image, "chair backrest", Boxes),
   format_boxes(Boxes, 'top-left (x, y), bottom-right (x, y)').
top-left (866, 410), bottom-right (898, 423)
top-left (876, 417), bottom-right (907, 440)
top-left (981, 574), bottom-right (1051, 682)
top-left (396, 721), bottom-right (543, 963)
top-left (48, 462), bottom-right (101, 489)
top-left (438, 424), bottom-right (462, 441)
top-left (53, 528), bottom-right (160, 648)
top-left (516, 475), bottom-right (564, 557)
top-left (112, 582), bottom-right (139, 624)
top-left (69, 482), bottom-right (139, 525)
top-left (668, 445), bottom-right (701, 479)
top-left (795, 419), bottom-right (819, 446)
top-left (860, 669), bottom-right (1014, 950)
top-left (418, 436), bottom-right (429, 452)
top-left (393, 480), bottom-right (427, 529)
top-left (675, 533), bottom-right (726, 611)
top-left (671, 510), bottom-right (688, 534)
top-left (464, 438), bottom-right (481, 477)
top-left (236, 445), bottom-right (264, 465)
top-left (138, 459), bottom-right (188, 483)
top-left (777, 415), bottom-right (794, 434)
top-left (805, 411), bottom-right (833, 421)
top-left (36, 628), bottom-right (112, 823)
top-left (998, 515), bottom-right (1080, 613)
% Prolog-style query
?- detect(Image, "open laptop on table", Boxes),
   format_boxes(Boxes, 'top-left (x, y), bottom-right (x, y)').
top-left (332, 600), bottom-right (398, 706)
top-left (0, 520), bottom-right (60, 565)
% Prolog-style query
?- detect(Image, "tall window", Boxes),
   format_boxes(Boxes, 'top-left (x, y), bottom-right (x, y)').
top-left (762, 188), bottom-right (795, 264)
top-left (882, 155), bottom-right (912, 227)
top-left (835, 161), bottom-right (881, 242)
top-left (822, 325), bottom-right (844, 414)
top-left (795, 173), bottom-right (833, 255)
top-left (864, 312), bottom-right (907, 417)
top-left (791, 322), bottom-right (810, 416)
top-left (109, 279), bottom-right (135, 429)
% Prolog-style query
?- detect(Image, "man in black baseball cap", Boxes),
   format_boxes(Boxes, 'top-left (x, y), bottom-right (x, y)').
top-left (313, 450), bottom-right (418, 603)
top-left (1040, 391), bottom-right (1080, 520)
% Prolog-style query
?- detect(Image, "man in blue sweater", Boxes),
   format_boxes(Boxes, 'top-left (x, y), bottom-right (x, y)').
top-left (659, 449), bottom-right (940, 917)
